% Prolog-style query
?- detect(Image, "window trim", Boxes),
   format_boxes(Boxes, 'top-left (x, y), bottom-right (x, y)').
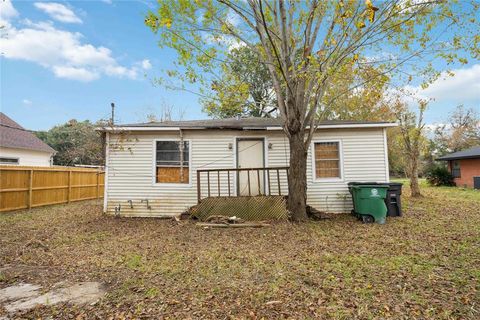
top-left (311, 139), bottom-right (344, 182)
top-left (0, 157), bottom-right (19, 165)
top-left (152, 138), bottom-right (192, 187)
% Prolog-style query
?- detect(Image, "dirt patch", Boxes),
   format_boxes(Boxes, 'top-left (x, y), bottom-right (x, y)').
top-left (0, 281), bottom-right (105, 314)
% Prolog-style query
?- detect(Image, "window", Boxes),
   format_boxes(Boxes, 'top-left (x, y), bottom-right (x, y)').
top-left (0, 157), bottom-right (19, 165)
top-left (155, 141), bottom-right (189, 183)
top-left (452, 160), bottom-right (461, 178)
top-left (314, 142), bottom-right (341, 179)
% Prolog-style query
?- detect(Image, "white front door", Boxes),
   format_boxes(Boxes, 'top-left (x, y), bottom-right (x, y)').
top-left (237, 138), bottom-right (265, 196)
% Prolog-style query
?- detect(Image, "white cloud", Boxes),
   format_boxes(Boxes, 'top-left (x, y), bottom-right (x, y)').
top-left (53, 66), bottom-right (99, 82)
top-left (0, 0), bottom-right (18, 21)
top-left (420, 64), bottom-right (480, 103)
top-left (141, 59), bottom-right (152, 70)
top-left (401, 64), bottom-right (480, 107)
top-left (1, 3), bottom-right (142, 82)
top-left (34, 2), bottom-right (82, 24)
top-left (22, 99), bottom-right (32, 105)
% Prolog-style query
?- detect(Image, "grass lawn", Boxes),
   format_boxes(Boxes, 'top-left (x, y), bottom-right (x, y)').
top-left (1, 184), bottom-right (479, 319)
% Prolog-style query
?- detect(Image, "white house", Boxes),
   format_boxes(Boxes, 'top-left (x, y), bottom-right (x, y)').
top-left (0, 112), bottom-right (55, 166)
top-left (99, 118), bottom-right (395, 217)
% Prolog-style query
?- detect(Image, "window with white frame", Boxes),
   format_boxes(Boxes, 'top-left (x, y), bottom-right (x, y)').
top-left (314, 142), bottom-right (341, 179)
top-left (155, 141), bottom-right (189, 183)
top-left (452, 160), bottom-right (461, 178)
top-left (0, 157), bottom-right (19, 165)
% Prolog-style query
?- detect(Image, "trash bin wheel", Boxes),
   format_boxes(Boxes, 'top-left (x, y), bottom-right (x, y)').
top-left (361, 215), bottom-right (374, 224)
top-left (350, 209), bottom-right (356, 216)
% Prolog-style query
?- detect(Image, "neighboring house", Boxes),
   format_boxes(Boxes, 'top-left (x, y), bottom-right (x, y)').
top-left (437, 146), bottom-right (480, 189)
top-left (0, 112), bottom-right (55, 166)
top-left (99, 118), bottom-right (396, 217)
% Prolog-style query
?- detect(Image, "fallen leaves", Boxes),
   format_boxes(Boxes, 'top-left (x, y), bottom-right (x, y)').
top-left (0, 185), bottom-right (479, 319)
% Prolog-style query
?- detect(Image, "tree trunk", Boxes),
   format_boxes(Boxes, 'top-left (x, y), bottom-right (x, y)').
top-left (287, 131), bottom-right (309, 221)
top-left (409, 155), bottom-right (422, 197)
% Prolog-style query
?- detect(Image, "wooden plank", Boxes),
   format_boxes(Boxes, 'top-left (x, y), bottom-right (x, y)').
top-left (247, 170), bottom-right (251, 196)
top-left (0, 188), bottom-right (30, 193)
top-left (197, 166), bottom-right (289, 173)
top-left (32, 186), bottom-right (69, 191)
top-left (96, 172), bottom-right (100, 199)
top-left (267, 169), bottom-right (271, 196)
top-left (196, 223), bottom-right (271, 228)
top-left (28, 170), bottom-right (33, 209)
top-left (277, 169), bottom-right (281, 195)
top-left (227, 170), bottom-right (231, 196)
top-left (207, 171), bottom-right (211, 197)
top-left (0, 205), bottom-right (29, 212)
top-left (68, 170), bottom-right (72, 203)
top-left (196, 171), bottom-right (201, 203)
top-left (257, 169), bottom-right (261, 195)
top-left (156, 167), bottom-right (189, 183)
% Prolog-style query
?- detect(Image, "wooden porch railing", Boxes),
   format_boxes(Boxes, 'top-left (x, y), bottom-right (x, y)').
top-left (196, 166), bottom-right (289, 203)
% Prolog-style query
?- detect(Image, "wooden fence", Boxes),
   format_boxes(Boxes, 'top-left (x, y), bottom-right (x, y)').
top-left (0, 166), bottom-right (105, 213)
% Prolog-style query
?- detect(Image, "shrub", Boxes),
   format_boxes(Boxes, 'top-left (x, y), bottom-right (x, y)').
top-left (425, 165), bottom-right (455, 186)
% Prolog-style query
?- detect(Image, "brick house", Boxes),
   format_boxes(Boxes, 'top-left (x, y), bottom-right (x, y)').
top-left (437, 146), bottom-right (480, 189)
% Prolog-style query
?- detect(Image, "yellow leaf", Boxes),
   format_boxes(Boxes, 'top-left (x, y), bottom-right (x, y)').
top-left (161, 17), bottom-right (172, 28)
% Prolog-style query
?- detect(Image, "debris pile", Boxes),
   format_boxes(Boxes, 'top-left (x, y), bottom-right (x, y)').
top-left (197, 215), bottom-right (270, 228)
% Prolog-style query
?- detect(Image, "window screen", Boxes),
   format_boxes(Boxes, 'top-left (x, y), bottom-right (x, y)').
top-left (155, 141), bottom-right (189, 183)
top-left (314, 142), bottom-right (340, 179)
top-left (452, 160), bottom-right (461, 178)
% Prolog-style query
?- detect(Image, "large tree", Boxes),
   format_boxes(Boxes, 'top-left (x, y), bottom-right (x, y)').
top-left (146, 0), bottom-right (478, 220)
top-left (433, 105), bottom-right (480, 155)
top-left (203, 45), bottom-right (277, 118)
top-left (36, 120), bottom-right (105, 166)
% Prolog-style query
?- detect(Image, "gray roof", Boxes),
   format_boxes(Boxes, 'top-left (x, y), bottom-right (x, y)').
top-left (437, 146), bottom-right (480, 161)
top-left (111, 117), bottom-right (395, 130)
top-left (0, 112), bottom-right (56, 154)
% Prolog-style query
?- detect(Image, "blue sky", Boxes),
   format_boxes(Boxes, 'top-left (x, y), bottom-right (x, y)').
top-left (1, 0), bottom-right (479, 131)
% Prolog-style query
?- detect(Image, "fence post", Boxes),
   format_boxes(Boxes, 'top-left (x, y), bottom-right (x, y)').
top-left (28, 169), bottom-right (33, 209)
top-left (68, 170), bottom-right (72, 203)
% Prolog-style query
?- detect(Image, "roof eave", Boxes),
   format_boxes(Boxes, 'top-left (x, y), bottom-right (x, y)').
top-left (97, 122), bottom-right (397, 132)
top-left (437, 155), bottom-right (480, 161)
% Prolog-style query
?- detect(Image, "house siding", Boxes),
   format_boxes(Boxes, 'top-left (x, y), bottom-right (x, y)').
top-left (105, 128), bottom-right (389, 217)
top-left (0, 147), bottom-right (53, 166)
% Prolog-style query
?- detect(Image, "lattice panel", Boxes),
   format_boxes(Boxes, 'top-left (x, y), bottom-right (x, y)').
top-left (191, 196), bottom-right (289, 221)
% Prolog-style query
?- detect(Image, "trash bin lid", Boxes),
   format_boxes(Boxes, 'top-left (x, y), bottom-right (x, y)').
top-left (351, 184), bottom-right (389, 189)
top-left (348, 182), bottom-right (382, 186)
top-left (387, 182), bottom-right (403, 186)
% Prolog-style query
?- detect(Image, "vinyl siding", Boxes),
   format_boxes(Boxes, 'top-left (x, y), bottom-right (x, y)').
top-left (105, 128), bottom-right (388, 216)
top-left (0, 147), bottom-right (53, 166)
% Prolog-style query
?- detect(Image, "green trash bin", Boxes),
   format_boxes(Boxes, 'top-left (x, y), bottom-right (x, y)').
top-left (350, 185), bottom-right (388, 224)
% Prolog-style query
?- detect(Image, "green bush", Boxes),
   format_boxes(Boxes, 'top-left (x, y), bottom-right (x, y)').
top-left (425, 166), bottom-right (455, 186)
